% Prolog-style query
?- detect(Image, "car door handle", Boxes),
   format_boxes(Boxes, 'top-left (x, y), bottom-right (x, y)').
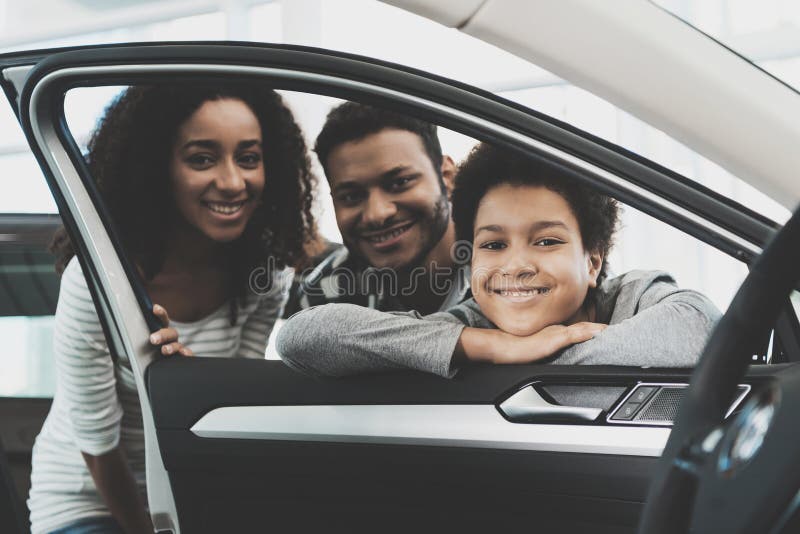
top-left (499, 385), bottom-right (603, 423)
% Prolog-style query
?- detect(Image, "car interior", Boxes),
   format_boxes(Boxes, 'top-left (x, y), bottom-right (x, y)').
top-left (0, 213), bottom-right (59, 533)
top-left (1, 35), bottom-right (799, 534)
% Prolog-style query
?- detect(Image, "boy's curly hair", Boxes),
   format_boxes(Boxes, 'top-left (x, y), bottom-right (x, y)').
top-left (51, 83), bottom-right (317, 297)
top-left (451, 143), bottom-right (620, 286)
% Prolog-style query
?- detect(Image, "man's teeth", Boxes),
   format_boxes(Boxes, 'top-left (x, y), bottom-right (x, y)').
top-left (366, 224), bottom-right (411, 243)
top-left (207, 201), bottom-right (245, 214)
top-left (496, 288), bottom-right (550, 297)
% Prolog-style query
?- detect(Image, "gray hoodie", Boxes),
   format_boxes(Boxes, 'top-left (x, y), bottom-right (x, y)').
top-left (277, 270), bottom-right (720, 378)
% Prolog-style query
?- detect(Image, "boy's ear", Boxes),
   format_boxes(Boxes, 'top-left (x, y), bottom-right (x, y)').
top-left (441, 155), bottom-right (456, 199)
top-left (587, 250), bottom-right (603, 288)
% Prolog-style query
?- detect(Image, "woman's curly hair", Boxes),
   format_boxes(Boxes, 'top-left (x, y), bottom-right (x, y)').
top-left (451, 142), bottom-right (620, 288)
top-left (52, 83), bottom-right (317, 299)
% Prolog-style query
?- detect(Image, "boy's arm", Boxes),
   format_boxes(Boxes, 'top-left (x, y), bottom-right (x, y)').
top-left (553, 287), bottom-right (721, 367)
top-left (277, 304), bottom-right (466, 377)
top-left (277, 303), bottom-right (605, 377)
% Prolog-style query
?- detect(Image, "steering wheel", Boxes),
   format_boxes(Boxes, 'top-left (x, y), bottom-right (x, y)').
top-left (637, 206), bottom-right (800, 533)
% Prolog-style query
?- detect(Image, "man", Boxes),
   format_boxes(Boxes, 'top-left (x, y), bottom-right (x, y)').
top-left (287, 102), bottom-right (469, 315)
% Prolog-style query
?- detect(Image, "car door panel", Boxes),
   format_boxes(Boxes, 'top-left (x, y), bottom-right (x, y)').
top-left (149, 360), bottom-right (661, 531)
top-left (145, 359), bottom-right (790, 530)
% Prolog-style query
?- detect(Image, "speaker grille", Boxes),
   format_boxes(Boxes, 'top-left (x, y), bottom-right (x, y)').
top-left (635, 387), bottom-right (685, 422)
top-left (608, 384), bottom-right (751, 425)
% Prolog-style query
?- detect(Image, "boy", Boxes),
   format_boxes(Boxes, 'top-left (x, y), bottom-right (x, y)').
top-left (277, 143), bottom-right (720, 377)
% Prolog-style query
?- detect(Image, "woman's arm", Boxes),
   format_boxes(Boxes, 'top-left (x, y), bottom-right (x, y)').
top-left (55, 259), bottom-right (152, 529)
top-left (82, 448), bottom-right (153, 533)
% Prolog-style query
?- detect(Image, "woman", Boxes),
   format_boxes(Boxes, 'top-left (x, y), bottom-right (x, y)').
top-left (29, 83), bottom-right (316, 533)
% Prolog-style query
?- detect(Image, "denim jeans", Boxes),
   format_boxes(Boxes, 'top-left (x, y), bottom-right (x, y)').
top-left (49, 516), bottom-right (124, 534)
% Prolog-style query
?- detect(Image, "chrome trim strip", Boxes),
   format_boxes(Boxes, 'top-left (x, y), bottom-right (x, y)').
top-left (31, 63), bottom-right (761, 258)
top-left (606, 382), bottom-right (752, 426)
top-left (191, 404), bottom-right (670, 457)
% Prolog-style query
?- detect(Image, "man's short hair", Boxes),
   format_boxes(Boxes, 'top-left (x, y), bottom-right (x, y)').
top-left (451, 143), bottom-right (620, 285)
top-left (314, 102), bottom-right (443, 178)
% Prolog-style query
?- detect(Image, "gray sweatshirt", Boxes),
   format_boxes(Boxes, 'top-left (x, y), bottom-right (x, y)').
top-left (277, 270), bottom-right (721, 378)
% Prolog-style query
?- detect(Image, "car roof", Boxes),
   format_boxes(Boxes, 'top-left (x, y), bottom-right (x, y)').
top-left (385, 0), bottom-right (800, 210)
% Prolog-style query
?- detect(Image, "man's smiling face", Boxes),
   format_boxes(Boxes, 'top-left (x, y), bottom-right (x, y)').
top-left (327, 128), bottom-right (450, 271)
top-left (471, 184), bottom-right (602, 336)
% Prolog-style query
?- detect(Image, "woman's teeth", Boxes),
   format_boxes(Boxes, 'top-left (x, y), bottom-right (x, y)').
top-left (206, 201), bottom-right (245, 214)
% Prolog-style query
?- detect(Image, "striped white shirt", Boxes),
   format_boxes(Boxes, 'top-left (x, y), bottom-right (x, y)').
top-left (28, 257), bottom-right (289, 534)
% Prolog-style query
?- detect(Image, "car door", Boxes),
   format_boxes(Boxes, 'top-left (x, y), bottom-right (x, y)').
top-left (2, 41), bottom-right (798, 534)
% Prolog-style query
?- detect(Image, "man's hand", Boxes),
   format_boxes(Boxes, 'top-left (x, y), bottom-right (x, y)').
top-left (456, 322), bottom-right (606, 365)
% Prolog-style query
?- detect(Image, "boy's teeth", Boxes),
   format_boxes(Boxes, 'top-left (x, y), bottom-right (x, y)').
top-left (497, 288), bottom-right (549, 296)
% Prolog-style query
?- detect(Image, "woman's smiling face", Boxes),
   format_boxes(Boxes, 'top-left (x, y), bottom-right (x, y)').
top-left (170, 98), bottom-right (265, 244)
top-left (471, 184), bottom-right (603, 336)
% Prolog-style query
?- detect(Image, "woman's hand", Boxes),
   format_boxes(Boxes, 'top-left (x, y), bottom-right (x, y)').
top-left (149, 304), bottom-right (193, 356)
top-left (457, 322), bottom-right (606, 365)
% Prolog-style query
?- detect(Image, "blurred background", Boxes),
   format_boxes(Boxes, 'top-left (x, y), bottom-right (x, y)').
top-left (2, 0), bottom-right (799, 396)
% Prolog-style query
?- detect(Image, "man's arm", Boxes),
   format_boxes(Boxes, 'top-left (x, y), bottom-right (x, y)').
top-left (82, 448), bottom-right (152, 533)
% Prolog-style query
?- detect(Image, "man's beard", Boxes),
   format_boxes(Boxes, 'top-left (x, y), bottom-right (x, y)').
top-left (397, 193), bottom-right (450, 276)
top-left (345, 192), bottom-right (451, 276)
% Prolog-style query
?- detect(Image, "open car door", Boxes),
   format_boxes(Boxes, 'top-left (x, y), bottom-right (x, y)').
top-left (2, 37), bottom-right (798, 533)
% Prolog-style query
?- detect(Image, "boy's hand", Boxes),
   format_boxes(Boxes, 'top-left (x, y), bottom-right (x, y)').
top-left (494, 322), bottom-right (606, 364)
top-left (457, 322), bottom-right (606, 365)
top-left (149, 304), bottom-right (193, 357)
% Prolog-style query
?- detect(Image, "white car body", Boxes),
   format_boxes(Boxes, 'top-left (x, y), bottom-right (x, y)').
top-left (387, 0), bottom-right (800, 209)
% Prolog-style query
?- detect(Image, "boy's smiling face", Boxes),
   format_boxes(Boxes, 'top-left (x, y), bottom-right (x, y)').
top-left (471, 184), bottom-right (603, 336)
